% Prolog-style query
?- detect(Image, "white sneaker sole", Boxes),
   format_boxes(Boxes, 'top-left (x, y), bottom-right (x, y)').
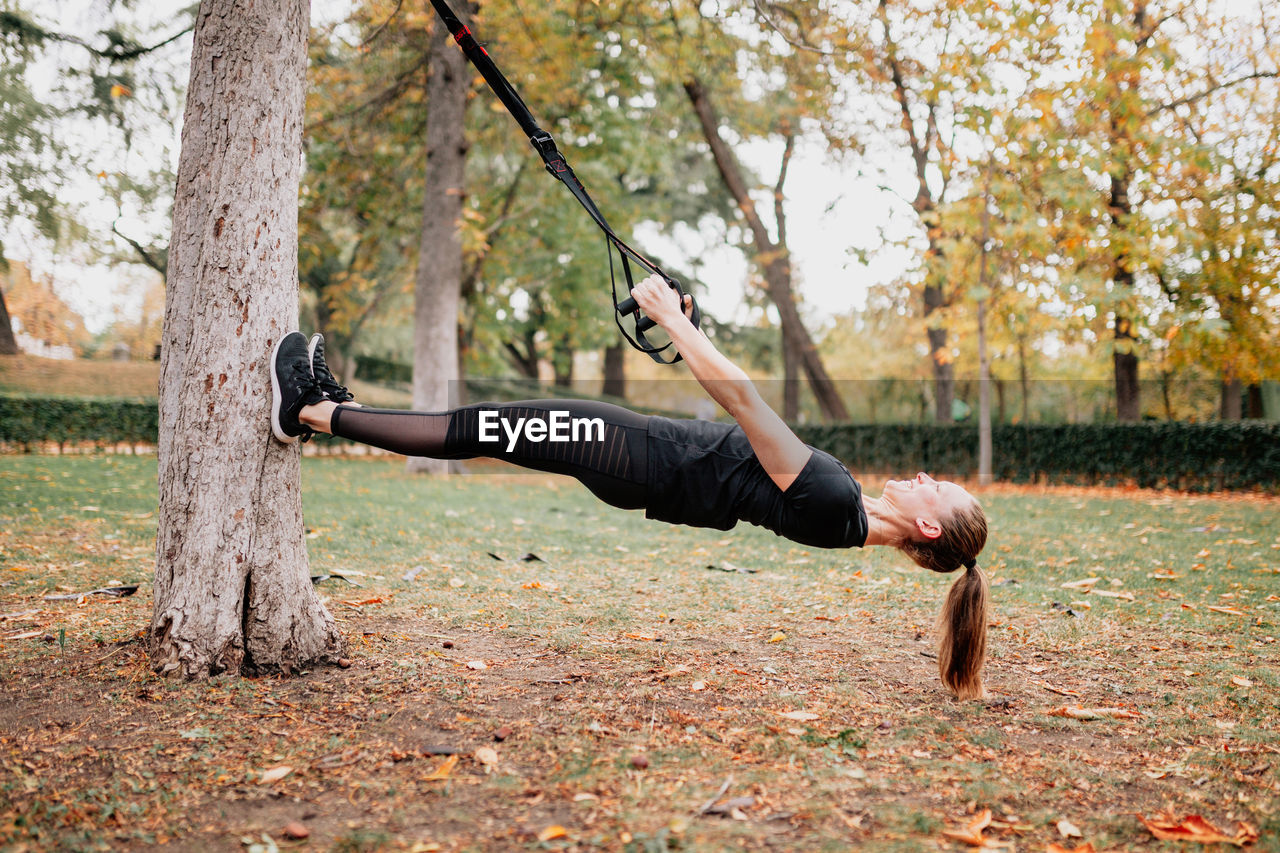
top-left (270, 334), bottom-right (298, 444)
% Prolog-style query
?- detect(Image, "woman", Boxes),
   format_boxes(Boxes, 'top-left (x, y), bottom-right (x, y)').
top-left (270, 275), bottom-right (990, 699)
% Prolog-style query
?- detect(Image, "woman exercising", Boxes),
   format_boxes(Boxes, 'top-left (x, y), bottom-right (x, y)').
top-left (270, 274), bottom-right (990, 699)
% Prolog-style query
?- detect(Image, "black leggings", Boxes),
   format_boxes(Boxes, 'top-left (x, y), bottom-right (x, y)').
top-left (330, 399), bottom-right (650, 509)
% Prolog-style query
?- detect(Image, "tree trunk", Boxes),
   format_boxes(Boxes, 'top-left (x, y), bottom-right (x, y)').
top-left (876, 4), bottom-right (954, 424)
top-left (977, 298), bottom-right (992, 485)
top-left (504, 334), bottom-right (539, 379)
top-left (1114, 316), bottom-right (1140, 421)
top-left (1220, 377), bottom-right (1243, 420)
top-left (926, 316), bottom-right (954, 423)
top-left (1017, 334), bottom-right (1030, 424)
top-left (683, 78), bottom-right (848, 422)
top-left (408, 3), bottom-right (471, 474)
top-left (1245, 384), bottom-right (1264, 419)
top-left (1109, 100), bottom-right (1140, 421)
top-left (0, 288), bottom-right (18, 355)
top-left (782, 333), bottom-right (800, 422)
top-left (152, 0), bottom-right (341, 678)
top-left (552, 336), bottom-right (574, 389)
top-left (602, 342), bottom-right (626, 399)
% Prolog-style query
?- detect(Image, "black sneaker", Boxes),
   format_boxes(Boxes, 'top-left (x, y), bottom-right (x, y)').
top-left (308, 333), bottom-right (355, 403)
top-left (271, 331), bottom-right (328, 443)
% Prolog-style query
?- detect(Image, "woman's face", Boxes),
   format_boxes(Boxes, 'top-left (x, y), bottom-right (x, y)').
top-left (880, 472), bottom-right (974, 537)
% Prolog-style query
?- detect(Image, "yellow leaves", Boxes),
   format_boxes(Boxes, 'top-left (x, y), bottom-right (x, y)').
top-left (1206, 605), bottom-right (1246, 616)
top-left (538, 826), bottom-right (568, 842)
top-left (109, 84), bottom-right (132, 98)
top-left (766, 631), bottom-right (786, 644)
top-left (1136, 813), bottom-right (1259, 846)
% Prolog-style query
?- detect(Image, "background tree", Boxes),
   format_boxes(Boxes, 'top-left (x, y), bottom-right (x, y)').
top-left (1052, 0), bottom-right (1277, 419)
top-left (0, 2), bottom-right (192, 350)
top-left (152, 0), bottom-right (341, 677)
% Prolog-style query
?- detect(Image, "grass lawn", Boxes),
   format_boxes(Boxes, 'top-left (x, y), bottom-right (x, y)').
top-left (1, 454), bottom-right (1278, 851)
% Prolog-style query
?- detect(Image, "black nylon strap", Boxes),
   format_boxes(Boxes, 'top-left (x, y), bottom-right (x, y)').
top-left (427, 0), bottom-right (696, 364)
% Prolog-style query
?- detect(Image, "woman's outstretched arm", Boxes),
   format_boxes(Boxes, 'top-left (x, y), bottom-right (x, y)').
top-left (630, 275), bottom-right (812, 491)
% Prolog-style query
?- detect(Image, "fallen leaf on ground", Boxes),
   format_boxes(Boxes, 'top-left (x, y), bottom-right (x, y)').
top-left (1089, 589), bottom-right (1135, 600)
top-left (258, 765), bottom-right (292, 784)
top-left (474, 747), bottom-right (499, 767)
top-left (1047, 706), bottom-right (1143, 720)
top-left (1061, 578), bottom-right (1100, 590)
top-left (1047, 844), bottom-right (1098, 853)
top-left (423, 755), bottom-right (459, 781)
top-left (282, 822), bottom-right (309, 839)
top-left (538, 826), bottom-right (567, 841)
top-left (1136, 813), bottom-right (1259, 846)
top-left (1232, 676), bottom-right (1253, 688)
top-left (1057, 819), bottom-right (1083, 837)
top-left (777, 710), bottom-right (820, 722)
top-left (942, 809), bottom-right (1011, 848)
top-left (767, 631), bottom-right (787, 643)
top-left (1207, 606), bottom-right (1246, 616)
top-left (466, 660), bottom-right (487, 670)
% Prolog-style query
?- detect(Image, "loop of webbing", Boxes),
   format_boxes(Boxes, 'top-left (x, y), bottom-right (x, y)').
top-left (428, 0), bottom-right (698, 364)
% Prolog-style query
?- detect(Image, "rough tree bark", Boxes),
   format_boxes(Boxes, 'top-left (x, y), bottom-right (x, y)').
top-left (684, 78), bottom-right (848, 423)
top-left (408, 3), bottom-right (472, 474)
top-left (152, 0), bottom-right (341, 677)
top-left (0, 288), bottom-right (18, 355)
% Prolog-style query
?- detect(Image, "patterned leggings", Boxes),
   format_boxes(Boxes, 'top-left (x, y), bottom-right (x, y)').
top-left (330, 399), bottom-right (650, 509)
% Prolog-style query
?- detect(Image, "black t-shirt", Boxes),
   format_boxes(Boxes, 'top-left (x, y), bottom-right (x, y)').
top-left (644, 416), bottom-right (869, 549)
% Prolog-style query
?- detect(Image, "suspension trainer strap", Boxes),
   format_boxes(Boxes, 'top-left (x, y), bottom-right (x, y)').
top-left (426, 0), bottom-right (698, 363)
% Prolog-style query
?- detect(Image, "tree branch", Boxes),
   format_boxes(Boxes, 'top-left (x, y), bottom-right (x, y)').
top-left (749, 0), bottom-right (836, 56)
top-left (1148, 71), bottom-right (1280, 117)
top-left (0, 11), bottom-right (192, 63)
top-left (774, 129), bottom-right (795, 250)
top-left (876, 0), bottom-right (930, 212)
top-left (111, 221), bottom-right (167, 276)
top-left (361, 0), bottom-right (406, 48)
top-left (683, 76), bottom-right (776, 251)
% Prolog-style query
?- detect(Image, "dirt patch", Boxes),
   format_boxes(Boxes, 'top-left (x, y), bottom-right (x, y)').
top-left (3, 602), bottom-right (1277, 852)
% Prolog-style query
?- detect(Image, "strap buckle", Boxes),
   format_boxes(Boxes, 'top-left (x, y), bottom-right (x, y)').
top-left (529, 133), bottom-right (565, 178)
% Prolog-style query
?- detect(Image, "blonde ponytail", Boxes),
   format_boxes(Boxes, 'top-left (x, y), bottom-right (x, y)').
top-left (897, 500), bottom-right (989, 699)
top-left (937, 562), bottom-right (990, 699)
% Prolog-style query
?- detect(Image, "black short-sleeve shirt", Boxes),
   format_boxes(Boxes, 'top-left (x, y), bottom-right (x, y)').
top-left (644, 416), bottom-right (868, 549)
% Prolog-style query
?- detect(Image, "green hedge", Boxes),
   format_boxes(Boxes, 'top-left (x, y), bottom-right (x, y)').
top-left (3, 394), bottom-right (1276, 491)
top-left (795, 421), bottom-right (1280, 492)
top-left (0, 396), bottom-right (160, 451)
